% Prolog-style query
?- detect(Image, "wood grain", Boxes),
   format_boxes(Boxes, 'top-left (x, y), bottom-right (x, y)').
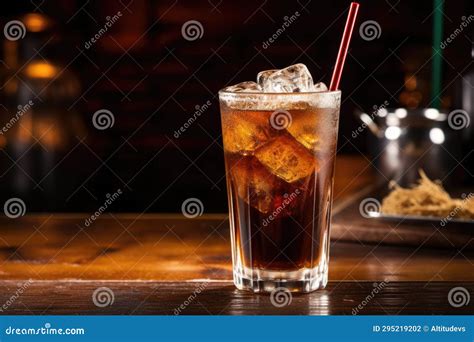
top-left (1, 214), bottom-right (474, 282)
top-left (0, 156), bottom-right (472, 315)
top-left (0, 280), bottom-right (471, 315)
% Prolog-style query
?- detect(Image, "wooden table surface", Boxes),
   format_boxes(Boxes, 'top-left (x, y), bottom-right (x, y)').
top-left (0, 156), bottom-right (472, 315)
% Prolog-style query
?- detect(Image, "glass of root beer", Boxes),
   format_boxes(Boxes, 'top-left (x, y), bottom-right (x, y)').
top-left (219, 64), bottom-right (341, 293)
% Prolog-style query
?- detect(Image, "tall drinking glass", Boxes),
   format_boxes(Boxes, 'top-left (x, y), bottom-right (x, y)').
top-left (219, 90), bottom-right (341, 293)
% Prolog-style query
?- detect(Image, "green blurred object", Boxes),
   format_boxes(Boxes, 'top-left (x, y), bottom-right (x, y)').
top-left (431, 0), bottom-right (444, 109)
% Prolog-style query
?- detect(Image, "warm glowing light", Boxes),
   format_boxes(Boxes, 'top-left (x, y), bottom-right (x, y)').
top-left (429, 128), bottom-right (445, 144)
top-left (377, 108), bottom-right (388, 117)
top-left (23, 14), bottom-right (50, 32)
top-left (386, 113), bottom-right (400, 126)
top-left (37, 120), bottom-right (62, 148)
top-left (404, 75), bottom-right (417, 91)
top-left (17, 115), bottom-right (33, 144)
top-left (25, 62), bottom-right (57, 79)
top-left (394, 108), bottom-right (407, 118)
top-left (423, 108), bottom-right (446, 121)
top-left (424, 108), bottom-right (439, 120)
top-left (385, 126), bottom-right (402, 140)
top-left (360, 113), bottom-right (372, 126)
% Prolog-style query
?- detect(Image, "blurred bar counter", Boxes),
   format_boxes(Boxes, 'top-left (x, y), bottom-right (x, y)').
top-left (0, 156), bottom-right (472, 315)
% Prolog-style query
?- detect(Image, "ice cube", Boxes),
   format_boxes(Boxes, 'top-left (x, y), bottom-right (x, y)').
top-left (221, 109), bottom-right (273, 154)
top-left (313, 82), bottom-right (328, 92)
top-left (223, 81), bottom-right (261, 92)
top-left (230, 156), bottom-right (302, 214)
top-left (286, 108), bottom-right (339, 152)
top-left (255, 135), bottom-right (318, 183)
top-left (230, 157), bottom-right (275, 213)
top-left (261, 64), bottom-right (314, 93)
top-left (256, 69), bottom-right (279, 89)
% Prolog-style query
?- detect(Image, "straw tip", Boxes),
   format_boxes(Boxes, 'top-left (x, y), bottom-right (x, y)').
top-left (329, 1), bottom-right (361, 91)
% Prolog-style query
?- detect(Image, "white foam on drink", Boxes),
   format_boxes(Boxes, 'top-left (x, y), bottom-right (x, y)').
top-left (220, 92), bottom-right (340, 111)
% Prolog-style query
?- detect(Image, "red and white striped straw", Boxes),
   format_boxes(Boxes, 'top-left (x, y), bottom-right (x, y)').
top-left (329, 2), bottom-right (360, 91)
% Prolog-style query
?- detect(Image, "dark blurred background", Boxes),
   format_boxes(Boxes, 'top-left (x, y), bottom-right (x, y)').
top-left (0, 0), bottom-right (472, 213)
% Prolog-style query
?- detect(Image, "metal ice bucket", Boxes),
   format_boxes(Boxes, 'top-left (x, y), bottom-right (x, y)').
top-left (357, 108), bottom-right (465, 187)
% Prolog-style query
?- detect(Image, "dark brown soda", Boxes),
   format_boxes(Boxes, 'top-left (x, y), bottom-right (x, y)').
top-left (224, 134), bottom-right (336, 271)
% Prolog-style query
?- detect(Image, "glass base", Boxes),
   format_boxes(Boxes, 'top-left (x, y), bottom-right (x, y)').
top-left (233, 265), bottom-right (328, 293)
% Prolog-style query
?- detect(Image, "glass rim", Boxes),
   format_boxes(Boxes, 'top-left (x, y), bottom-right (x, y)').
top-left (218, 89), bottom-right (341, 97)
